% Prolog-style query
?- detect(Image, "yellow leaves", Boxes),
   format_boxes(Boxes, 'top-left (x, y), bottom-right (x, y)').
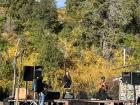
top-left (3, 46), bottom-right (15, 59)
top-left (81, 49), bottom-right (106, 67)
top-left (59, 49), bottom-right (135, 93)
top-left (2, 40), bottom-right (39, 69)
top-left (58, 37), bottom-right (76, 58)
top-left (71, 27), bottom-right (85, 38)
top-left (65, 42), bottom-right (74, 53)
top-left (83, 50), bottom-right (93, 63)
top-left (0, 80), bottom-right (12, 89)
top-left (23, 52), bottom-right (38, 65)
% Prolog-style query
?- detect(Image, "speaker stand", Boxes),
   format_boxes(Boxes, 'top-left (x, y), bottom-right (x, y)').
top-left (29, 64), bottom-right (38, 105)
top-left (29, 98), bottom-right (38, 105)
top-left (30, 85), bottom-right (38, 105)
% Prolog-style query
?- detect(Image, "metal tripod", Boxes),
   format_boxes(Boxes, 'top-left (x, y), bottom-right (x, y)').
top-left (30, 64), bottom-right (38, 105)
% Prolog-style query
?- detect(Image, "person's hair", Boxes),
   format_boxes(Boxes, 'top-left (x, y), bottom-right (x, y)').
top-left (101, 76), bottom-right (105, 80)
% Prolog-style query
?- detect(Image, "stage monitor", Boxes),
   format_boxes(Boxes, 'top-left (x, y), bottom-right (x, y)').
top-left (122, 72), bottom-right (131, 84)
top-left (122, 72), bottom-right (140, 85)
top-left (23, 66), bottom-right (42, 81)
top-left (45, 92), bottom-right (60, 100)
top-left (131, 72), bottom-right (140, 85)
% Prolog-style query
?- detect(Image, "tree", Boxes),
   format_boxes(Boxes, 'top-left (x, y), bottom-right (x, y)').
top-left (0, 58), bottom-right (13, 80)
top-left (9, 0), bottom-right (34, 20)
top-left (65, 0), bottom-right (140, 60)
top-left (32, 0), bottom-right (58, 32)
top-left (8, 0), bottom-right (35, 32)
top-left (66, 0), bottom-right (86, 17)
top-left (37, 32), bottom-right (64, 71)
top-left (108, 0), bottom-right (134, 27)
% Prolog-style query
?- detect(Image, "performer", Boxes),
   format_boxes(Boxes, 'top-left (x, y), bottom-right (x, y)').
top-left (97, 76), bottom-right (109, 100)
top-left (62, 71), bottom-right (74, 99)
top-left (35, 77), bottom-right (45, 105)
top-left (62, 71), bottom-right (72, 89)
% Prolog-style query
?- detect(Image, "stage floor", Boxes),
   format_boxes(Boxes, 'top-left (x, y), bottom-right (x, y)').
top-left (2, 99), bottom-right (133, 105)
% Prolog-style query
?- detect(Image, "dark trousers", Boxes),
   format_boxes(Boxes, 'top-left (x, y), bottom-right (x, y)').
top-left (96, 90), bottom-right (108, 100)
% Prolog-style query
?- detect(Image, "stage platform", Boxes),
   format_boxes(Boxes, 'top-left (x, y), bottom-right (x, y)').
top-left (53, 99), bottom-right (133, 105)
top-left (4, 99), bottom-right (38, 105)
top-left (4, 99), bottom-right (133, 105)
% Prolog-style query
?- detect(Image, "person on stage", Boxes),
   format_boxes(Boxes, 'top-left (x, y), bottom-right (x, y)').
top-left (35, 77), bottom-right (45, 105)
top-left (62, 71), bottom-right (72, 89)
top-left (97, 76), bottom-right (109, 100)
top-left (62, 71), bottom-right (74, 99)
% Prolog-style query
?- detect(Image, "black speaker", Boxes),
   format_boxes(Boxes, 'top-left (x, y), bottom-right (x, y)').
top-left (122, 72), bottom-right (131, 84)
top-left (23, 66), bottom-right (33, 81)
top-left (45, 92), bottom-right (60, 100)
top-left (23, 66), bottom-right (42, 81)
top-left (137, 97), bottom-right (140, 104)
top-left (131, 72), bottom-right (140, 85)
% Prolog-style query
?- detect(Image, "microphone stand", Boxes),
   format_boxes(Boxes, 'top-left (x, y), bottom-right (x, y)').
top-left (30, 63), bottom-right (38, 105)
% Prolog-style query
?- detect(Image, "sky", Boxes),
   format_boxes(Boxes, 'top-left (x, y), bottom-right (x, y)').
top-left (56, 0), bottom-right (66, 8)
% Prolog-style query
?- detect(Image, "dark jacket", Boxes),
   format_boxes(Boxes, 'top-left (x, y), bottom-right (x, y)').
top-left (62, 75), bottom-right (72, 88)
top-left (35, 78), bottom-right (44, 93)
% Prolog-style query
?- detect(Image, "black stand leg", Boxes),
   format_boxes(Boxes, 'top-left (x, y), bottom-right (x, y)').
top-left (48, 102), bottom-right (51, 105)
top-left (53, 102), bottom-right (56, 105)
